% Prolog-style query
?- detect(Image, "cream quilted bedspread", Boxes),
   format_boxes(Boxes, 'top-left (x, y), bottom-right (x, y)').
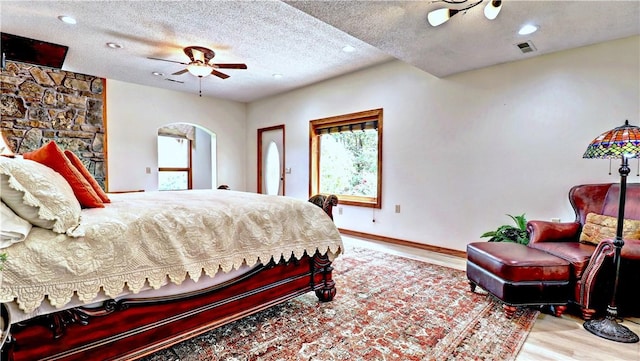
top-left (0, 190), bottom-right (343, 313)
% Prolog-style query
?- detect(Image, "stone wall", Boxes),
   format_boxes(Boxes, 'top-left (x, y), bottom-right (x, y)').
top-left (0, 61), bottom-right (107, 189)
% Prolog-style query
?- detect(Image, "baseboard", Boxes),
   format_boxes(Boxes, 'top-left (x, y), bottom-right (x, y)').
top-left (338, 228), bottom-right (466, 259)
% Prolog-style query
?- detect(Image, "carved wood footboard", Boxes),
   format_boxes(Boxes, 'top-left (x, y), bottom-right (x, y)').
top-left (1, 251), bottom-right (337, 361)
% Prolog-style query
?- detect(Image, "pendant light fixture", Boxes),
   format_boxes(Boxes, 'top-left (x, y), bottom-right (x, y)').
top-left (428, 0), bottom-right (502, 27)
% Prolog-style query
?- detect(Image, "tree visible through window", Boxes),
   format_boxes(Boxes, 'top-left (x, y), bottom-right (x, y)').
top-left (310, 108), bottom-right (382, 208)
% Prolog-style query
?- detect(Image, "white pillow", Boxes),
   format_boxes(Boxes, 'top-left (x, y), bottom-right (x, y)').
top-left (0, 201), bottom-right (32, 248)
top-left (0, 156), bottom-right (83, 236)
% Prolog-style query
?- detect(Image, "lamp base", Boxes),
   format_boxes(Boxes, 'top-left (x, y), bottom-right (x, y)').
top-left (584, 309), bottom-right (639, 343)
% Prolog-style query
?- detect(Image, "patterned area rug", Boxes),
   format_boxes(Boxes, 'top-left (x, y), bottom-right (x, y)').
top-left (142, 247), bottom-right (538, 361)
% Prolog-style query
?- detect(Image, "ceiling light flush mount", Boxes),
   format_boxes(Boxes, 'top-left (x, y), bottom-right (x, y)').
top-left (518, 24), bottom-right (539, 35)
top-left (272, 73), bottom-right (283, 79)
top-left (58, 15), bottom-right (77, 25)
top-left (342, 45), bottom-right (356, 53)
top-left (427, 0), bottom-right (502, 27)
top-left (106, 42), bottom-right (123, 49)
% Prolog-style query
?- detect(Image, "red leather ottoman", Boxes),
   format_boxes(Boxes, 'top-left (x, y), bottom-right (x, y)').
top-left (466, 242), bottom-right (571, 318)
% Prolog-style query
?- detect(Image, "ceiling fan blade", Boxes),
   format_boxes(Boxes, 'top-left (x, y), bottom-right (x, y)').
top-left (213, 63), bottom-right (247, 69)
top-left (211, 69), bottom-right (230, 79)
top-left (172, 69), bottom-right (189, 76)
top-left (147, 57), bottom-right (188, 65)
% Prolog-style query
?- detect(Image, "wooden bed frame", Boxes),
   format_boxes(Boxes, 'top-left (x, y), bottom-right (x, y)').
top-left (1, 250), bottom-right (337, 361)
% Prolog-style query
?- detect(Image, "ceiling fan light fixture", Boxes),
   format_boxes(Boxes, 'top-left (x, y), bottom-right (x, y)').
top-left (190, 48), bottom-right (205, 63)
top-left (484, 0), bottom-right (502, 20)
top-left (427, 8), bottom-right (458, 27)
top-left (187, 62), bottom-right (212, 77)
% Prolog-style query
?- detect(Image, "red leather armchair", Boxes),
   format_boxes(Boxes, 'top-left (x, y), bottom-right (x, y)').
top-left (527, 183), bottom-right (640, 319)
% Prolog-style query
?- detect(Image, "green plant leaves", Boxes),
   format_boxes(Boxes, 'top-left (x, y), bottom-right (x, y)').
top-left (481, 213), bottom-right (530, 245)
top-left (508, 213), bottom-right (528, 231)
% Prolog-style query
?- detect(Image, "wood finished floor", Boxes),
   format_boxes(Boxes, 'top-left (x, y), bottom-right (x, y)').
top-left (341, 236), bottom-right (640, 361)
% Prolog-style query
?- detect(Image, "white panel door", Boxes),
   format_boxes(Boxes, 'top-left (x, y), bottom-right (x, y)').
top-left (258, 125), bottom-right (285, 195)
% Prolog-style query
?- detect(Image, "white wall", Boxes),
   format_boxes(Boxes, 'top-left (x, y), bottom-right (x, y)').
top-left (192, 126), bottom-right (213, 189)
top-left (246, 36), bottom-right (640, 252)
top-left (106, 80), bottom-right (246, 192)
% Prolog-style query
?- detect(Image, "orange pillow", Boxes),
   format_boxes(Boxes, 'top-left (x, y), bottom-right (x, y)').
top-left (23, 141), bottom-right (104, 208)
top-left (64, 150), bottom-right (110, 203)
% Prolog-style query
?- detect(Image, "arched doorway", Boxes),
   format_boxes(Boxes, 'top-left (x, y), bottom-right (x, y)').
top-left (157, 123), bottom-right (217, 190)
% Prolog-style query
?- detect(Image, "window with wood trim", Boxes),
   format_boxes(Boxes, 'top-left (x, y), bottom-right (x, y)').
top-left (309, 108), bottom-right (383, 208)
top-left (158, 135), bottom-right (192, 190)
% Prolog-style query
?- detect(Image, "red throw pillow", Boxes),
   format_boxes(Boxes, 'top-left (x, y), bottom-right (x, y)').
top-left (64, 150), bottom-right (111, 203)
top-left (23, 141), bottom-right (104, 208)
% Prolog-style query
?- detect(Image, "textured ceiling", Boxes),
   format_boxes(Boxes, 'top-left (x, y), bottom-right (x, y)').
top-left (287, 0), bottom-right (640, 77)
top-left (1, 1), bottom-right (638, 103)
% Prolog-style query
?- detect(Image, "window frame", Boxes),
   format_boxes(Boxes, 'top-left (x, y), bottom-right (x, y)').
top-left (158, 136), bottom-right (193, 190)
top-left (309, 108), bottom-right (383, 209)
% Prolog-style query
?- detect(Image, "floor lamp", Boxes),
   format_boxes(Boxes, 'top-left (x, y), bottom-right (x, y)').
top-left (582, 120), bottom-right (640, 343)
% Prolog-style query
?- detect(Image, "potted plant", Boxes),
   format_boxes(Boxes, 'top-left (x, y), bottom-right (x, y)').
top-left (481, 213), bottom-right (530, 245)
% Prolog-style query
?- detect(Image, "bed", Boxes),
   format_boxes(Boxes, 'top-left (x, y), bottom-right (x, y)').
top-left (0, 152), bottom-right (343, 361)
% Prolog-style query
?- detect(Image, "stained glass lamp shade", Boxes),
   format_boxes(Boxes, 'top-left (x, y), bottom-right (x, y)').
top-left (583, 120), bottom-right (640, 159)
top-left (582, 120), bottom-right (640, 343)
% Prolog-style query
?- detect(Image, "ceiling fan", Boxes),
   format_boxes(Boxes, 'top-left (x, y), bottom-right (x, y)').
top-left (149, 45), bottom-right (246, 77)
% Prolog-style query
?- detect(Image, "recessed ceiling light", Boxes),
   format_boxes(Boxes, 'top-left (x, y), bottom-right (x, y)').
top-left (518, 24), bottom-right (539, 35)
top-left (58, 15), bottom-right (77, 25)
top-left (152, 72), bottom-right (164, 76)
top-left (106, 42), bottom-right (123, 49)
top-left (342, 45), bottom-right (356, 53)
top-left (272, 73), bottom-right (283, 79)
